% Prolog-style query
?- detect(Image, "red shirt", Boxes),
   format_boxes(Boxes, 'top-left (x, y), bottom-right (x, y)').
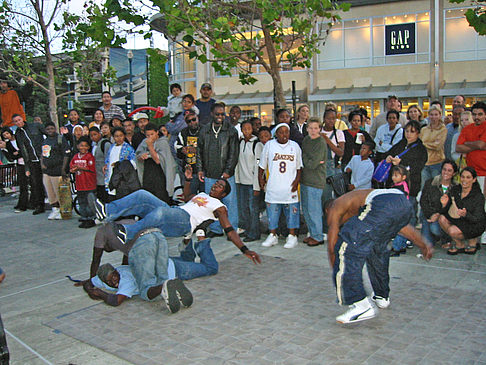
top-left (457, 122), bottom-right (486, 176)
top-left (70, 153), bottom-right (96, 191)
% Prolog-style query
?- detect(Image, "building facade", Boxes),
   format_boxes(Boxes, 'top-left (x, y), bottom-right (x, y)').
top-left (167, 0), bottom-right (486, 124)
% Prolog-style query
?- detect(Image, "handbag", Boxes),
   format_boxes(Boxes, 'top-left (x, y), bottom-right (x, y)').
top-left (372, 142), bottom-right (418, 183)
top-left (326, 172), bottom-right (351, 197)
top-left (447, 197), bottom-right (460, 219)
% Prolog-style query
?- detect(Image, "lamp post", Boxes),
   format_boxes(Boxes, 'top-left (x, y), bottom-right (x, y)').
top-left (127, 50), bottom-right (134, 113)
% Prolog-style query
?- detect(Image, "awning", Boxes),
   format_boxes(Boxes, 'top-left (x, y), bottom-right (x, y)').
top-left (308, 83), bottom-right (429, 102)
top-left (217, 89), bottom-right (306, 106)
top-left (438, 81), bottom-right (486, 97)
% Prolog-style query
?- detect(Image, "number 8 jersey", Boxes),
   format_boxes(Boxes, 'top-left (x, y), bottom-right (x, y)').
top-left (259, 139), bottom-right (303, 204)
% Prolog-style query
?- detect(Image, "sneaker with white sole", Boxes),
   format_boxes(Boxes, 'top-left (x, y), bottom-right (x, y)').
top-left (262, 233), bottom-right (278, 247)
top-left (172, 278), bottom-right (193, 308)
top-left (372, 295), bottom-right (390, 309)
top-left (283, 234), bottom-right (298, 249)
top-left (48, 207), bottom-right (61, 220)
top-left (323, 233), bottom-right (328, 241)
top-left (336, 297), bottom-right (377, 324)
top-left (161, 279), bottom-right (181, 313)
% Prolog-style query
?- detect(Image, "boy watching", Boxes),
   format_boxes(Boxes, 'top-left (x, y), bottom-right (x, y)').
top-left (258, 123), bottom-right (302, 249)
top-left (70, 136), bottom-right (97, 228)
top-left (345, 140), bottom-right (375, 191)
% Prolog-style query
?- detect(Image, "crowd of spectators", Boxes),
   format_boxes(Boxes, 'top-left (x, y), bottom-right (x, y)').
top-left (1, 82), bottom-right (485, 256)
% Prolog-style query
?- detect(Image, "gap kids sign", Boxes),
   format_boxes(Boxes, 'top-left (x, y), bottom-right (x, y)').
top-left (385, 23), bottom-right (416, 55)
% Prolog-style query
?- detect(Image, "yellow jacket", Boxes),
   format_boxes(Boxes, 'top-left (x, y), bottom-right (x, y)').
top-left (420, 124), bottom-right (447, 166)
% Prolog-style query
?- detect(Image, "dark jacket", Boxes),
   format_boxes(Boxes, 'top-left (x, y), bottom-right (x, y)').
top-left (440, 183), bottom-right (486, 236)
top-left (14, 122), bottom-right (45, 172)
top-left (272, 123), bottom-right (304, 147)
top-left (2, 139), bottom-right (23, 162)
top-left (109, 160), bottom-right (141, 200)
top-left (342, 129), bottom-right (373, 167)
top-left (420, 175), bottom-right (457, 219)
top-left (385, 138), bottom-right (427, 197)
top-left (196, 120), bottom-right (239, 178)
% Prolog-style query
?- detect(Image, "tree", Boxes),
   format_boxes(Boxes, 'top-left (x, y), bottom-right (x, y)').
top-left (147, 49), bottom-right (169, 125)
top-left (450, 0), bottom-right (486, 35)
top-left (0, 0), bottom-right (115, 127)
top-left (80, 0), bottom-right (350, 109)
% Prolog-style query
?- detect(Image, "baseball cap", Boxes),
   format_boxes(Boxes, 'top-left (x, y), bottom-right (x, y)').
top-left (135, 112), bottom-right (149, 120)
top-left (200, 83), bottom-right (212, 90)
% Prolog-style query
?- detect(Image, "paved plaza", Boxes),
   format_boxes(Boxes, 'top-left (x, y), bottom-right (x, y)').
top-left (1, 194), bottom-right (486, 364)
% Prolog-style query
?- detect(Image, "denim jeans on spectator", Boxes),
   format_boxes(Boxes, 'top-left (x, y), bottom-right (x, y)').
top-left (172, 239), bottom-right (219, 280)
top-left (421, 163), bottom-right (442, 190)
top-left (322, 161), bottom-right (341, 233)
top-left (392, 196), bottom-right (418, 251)
top-left (301, 184), bottom-right (324, 241)
top-left (77, 190), bottom-right (96, 220)
top-left (205, 176), bottom-right (237, 234)
top-left (420, 212), bottom-right (442, 246)
top-left (237, 183), bottom-right (260, 239)
top-left (267, 202), bottom-right (300, 231)
top-left (128, 231), bottom-right (170, 301)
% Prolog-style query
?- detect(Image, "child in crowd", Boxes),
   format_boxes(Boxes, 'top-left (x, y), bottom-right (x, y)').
top-left (104, 127), bottom-right (136, 201)
top-left (235, 120), bottom-right (260, 242)
top-left (301, 118), bottom-right (327, 247)
top-left (40, 122), bottom-right (71, 220)
top-left (167, 83), bottom-right (183, 118)
top-left (70, 136), bottom-right (97, 228)
top-left (390, 165), bottom-right (411, 256)
top-left (345, 141), bottom-right (375, 191)
top-left (89, 126), bottom-right (111, 203)
top-left (259, 123), bottom-right (302, 249)
top-left (253, 126), bottom-right (272, 217)
top-left (100, 121), bottom-right (112, 143)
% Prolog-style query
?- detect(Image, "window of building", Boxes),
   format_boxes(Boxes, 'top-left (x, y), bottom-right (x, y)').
top-left (169, 43), bottom-right (196, 85)
top-left (317, 12), bottom-right (430, 70)
top-left (444, 8), bottom-right (486, 62)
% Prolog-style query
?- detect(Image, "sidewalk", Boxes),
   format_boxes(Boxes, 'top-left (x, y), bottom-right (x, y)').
top-left (0, 194), bottom-right (485, 364)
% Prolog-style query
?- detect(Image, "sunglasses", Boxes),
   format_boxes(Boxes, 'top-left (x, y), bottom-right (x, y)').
top-left (214, 112), bottom-right (225, 116)
top-left (185, 117), bottom-right (197, 123)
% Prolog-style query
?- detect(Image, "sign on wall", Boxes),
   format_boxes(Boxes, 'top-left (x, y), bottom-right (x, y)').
top-left (385, 23), bottom-right (415, 55)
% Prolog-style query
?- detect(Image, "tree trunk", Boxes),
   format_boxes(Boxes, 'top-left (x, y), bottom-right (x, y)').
top-left (261, 22), bottom-right (286, 110)
top-left (33, 0), bottom-right (59, 128)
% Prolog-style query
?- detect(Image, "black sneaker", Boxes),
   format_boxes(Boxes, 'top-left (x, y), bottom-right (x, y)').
top-left (111, 222), bottom-right (127, 244)
top-left (172, 278), bottom-right (193, 308)
top-left (81, 220), bottom-right (96, 229)
top-left (161, 279), bottom-right (181, 313)
top-left (89, 195), bottom-right (107, 221)
top-left (32, 207), bottom-right (45, 215)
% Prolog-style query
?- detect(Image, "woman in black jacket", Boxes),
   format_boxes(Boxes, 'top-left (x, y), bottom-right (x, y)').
top-left (419, 159), bottom-right (457, 246)
top-left (439, 166), bottom-right (486, 255)
top-left (342, 110), bottom-right (373, 167)
top-left (1, 127), bottom-right (29, 211)
top-left (385, 121), bottom-right (428, 254)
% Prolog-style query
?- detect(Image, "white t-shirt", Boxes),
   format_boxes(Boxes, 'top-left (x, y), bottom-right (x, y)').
top-left (180, 192), bottom-right (226, 233)
top-left (259, 139), bottom-right (302, 204)
top-left (320, 128), bottom-right (345, 158)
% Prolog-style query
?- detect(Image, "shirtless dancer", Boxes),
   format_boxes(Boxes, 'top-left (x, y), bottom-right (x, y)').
top-left (326, 189), bottom-right (433, 324)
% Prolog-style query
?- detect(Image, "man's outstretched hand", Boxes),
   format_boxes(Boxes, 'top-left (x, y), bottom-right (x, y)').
top-left (244, 250), bottom-right (262, 264)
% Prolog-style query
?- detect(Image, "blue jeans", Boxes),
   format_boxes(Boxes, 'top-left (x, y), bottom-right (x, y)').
top-left (205, 176), bottom-right (237, 234)
top-left (106, 190), bottom-right (166, 221)
top-left (267, 202), bottom-right (300, 231)
top-left (106, 190), bottom-right (191, 240)
top-left (172, 239), bottom-right (219, 280)
top-left (392, 196), bottom-right (417, 251)
top-left (421, 163), bottom-right (442, 190)
top-left (301, 184), bottom-right (324, 241)
top-left (128, 231), bottom-right (170, 301)
top-left (420, 212), bottom-right (442, 246)
top-left (77, 190), bottom-right (96, 220)
top-left (237, 184), bottom-right (260, 239)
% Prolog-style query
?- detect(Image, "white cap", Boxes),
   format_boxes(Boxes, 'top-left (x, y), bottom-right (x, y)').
top-left (135, 112), bottom-right (149, 120)
top-left (195, 229), bottom-right (206, 237)
top-left (274, 123), bottom-right (290, 132)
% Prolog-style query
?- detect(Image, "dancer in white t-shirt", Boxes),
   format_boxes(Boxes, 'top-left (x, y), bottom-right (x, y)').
top-left (258, 123), bottom-right (302, 249)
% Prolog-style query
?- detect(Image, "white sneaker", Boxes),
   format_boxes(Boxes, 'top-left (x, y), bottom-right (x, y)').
top-left (372, 295), bottom-right (390, 309)
top-left (323, 233), bottom-right (328, 241)
top-left (283, 234), bottom-right (298, 249)
top-left (236, 228), bottom-right (246, 235)
top-left (336, 297), bottom-right (377, 324)
top-left (262, 233), bottom-right (278, 247)
top-left (48, 207), bottom-right (61, 220)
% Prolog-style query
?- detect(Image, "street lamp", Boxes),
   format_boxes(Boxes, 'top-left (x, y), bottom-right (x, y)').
top-left (127, 50), bottom-right (134, 113)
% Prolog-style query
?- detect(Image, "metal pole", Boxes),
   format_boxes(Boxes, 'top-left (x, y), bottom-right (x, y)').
top-left (129, 57), bottom-right (134, 113)
top-left (292, 80), bottom-right (297, 118)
